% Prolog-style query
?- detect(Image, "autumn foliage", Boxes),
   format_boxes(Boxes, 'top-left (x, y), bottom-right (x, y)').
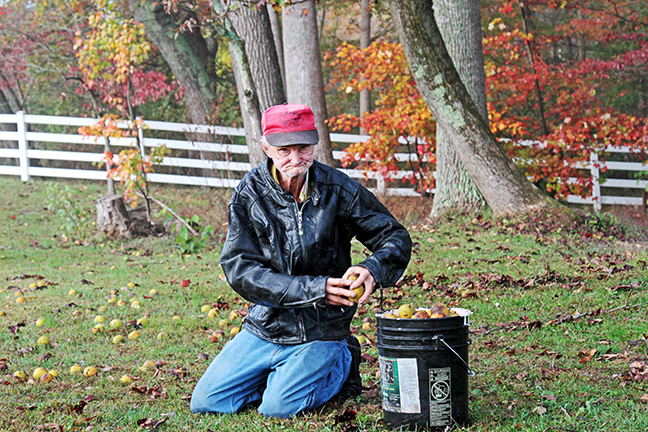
top-left (75, 0), bottom-right (175, 208)
top-left (326, 42), bottom-right (436, 193)
top-left (328, 0), bottom-right (648, 199)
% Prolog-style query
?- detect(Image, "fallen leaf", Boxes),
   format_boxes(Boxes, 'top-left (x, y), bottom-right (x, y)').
top-left (335, 408), bottom-right (357, 423)
top-left (34, 424), bottom-right (64, 432)
top-left (72, 415), bottom-right (97, 426)
top-left (577, 348), bottom-right (597, 363)
top-left (66, 400), bottom-right (87, 415)
top-left (38, 353), bottom-right (53, 362)
top-left (137, 417), bottom-right (168, 429)
top-left (531, 406), bottom-right (547, 415)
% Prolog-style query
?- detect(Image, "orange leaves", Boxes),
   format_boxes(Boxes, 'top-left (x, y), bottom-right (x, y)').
top-left (106, 144), bottom-right (168, 206)
top-left (327, 40), bottom-right (436, 193)
top-left (79, 116), bottom-right (146, 142)
top-left (577, 348), bottom-right (597, 363)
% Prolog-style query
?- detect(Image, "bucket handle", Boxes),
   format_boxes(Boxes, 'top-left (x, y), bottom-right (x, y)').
top-left (433, 335), bottom-right (476, 377)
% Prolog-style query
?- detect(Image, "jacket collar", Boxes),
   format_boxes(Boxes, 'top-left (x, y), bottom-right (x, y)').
top-left (262, 158), bottom-right (321, 206)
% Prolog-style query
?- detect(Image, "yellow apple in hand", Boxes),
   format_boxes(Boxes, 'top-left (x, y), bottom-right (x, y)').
top-left (348, 274), bottom-right (365, 303)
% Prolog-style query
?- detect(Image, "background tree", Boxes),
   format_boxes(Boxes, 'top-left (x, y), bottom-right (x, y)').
top-left (76, 0), bottom-right (174, 219)
top-left (359, 0), bottom-right (372, 131)
top-left (129, 1), bottom-right (218, 127)
top-left (430, 0), bottom-right (487, 217)
top-left (390, 0), bottom-right (551, 215)
top-left (327, 42), bottom-right (436, 194)
top-left (0, 1), bottom-right (88, 116)
top-left (483, 0), bottom-right (648, 198)
top-left (283, 0), bottom-right (335, 165)
top-left (228, 0), bottom-right (286, 167)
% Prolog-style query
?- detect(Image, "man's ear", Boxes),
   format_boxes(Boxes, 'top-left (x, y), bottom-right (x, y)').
top-left (260, 139), bottom-right (272, 157)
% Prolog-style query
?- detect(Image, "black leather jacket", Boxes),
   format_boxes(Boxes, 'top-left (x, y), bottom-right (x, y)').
top-left (220, 159), bottom-right (412, 344)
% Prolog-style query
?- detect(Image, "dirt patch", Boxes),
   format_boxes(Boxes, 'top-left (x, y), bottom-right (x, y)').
top-left (378, 195), bottom-right (434, 226)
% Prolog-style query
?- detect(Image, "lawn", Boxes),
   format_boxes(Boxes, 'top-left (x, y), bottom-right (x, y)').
top-left (1, 177), bottom-right (647, 431)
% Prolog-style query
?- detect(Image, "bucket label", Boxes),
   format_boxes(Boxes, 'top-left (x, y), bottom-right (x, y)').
top-left (428, 367), bottom-right (452, 427)
top-left (379, 356), bottom-right (421, 414)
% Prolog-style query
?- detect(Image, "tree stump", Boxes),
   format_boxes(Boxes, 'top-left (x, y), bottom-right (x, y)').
top-left (96, 195), bottom-right (130, 235)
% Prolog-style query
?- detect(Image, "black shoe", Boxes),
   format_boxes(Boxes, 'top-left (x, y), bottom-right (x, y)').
top-left (335, 335), bottom-right (362, 400)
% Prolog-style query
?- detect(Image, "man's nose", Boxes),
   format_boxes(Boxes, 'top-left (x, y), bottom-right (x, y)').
top-left (289, 150), bottom-right (302, 163)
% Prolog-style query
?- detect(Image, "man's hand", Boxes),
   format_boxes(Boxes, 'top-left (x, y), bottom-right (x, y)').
top-left (326, 266), bottom-right (375, 306)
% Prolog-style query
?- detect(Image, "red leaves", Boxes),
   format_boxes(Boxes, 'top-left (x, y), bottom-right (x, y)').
top-left (335, 408), bottom-right (359, 432)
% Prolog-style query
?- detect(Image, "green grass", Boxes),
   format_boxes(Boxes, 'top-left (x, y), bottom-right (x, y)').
top-left (1, 177), bottom-right (647, 431)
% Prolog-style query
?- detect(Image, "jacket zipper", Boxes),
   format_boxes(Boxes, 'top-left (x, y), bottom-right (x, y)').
top-left (295, 198), bottom-right (309, 237)
top-left (294, 198), bottom-right (308, 341)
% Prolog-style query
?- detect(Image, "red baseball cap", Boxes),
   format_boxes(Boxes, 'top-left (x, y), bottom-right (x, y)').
top-left (261, 104), bottom-right (319, 147)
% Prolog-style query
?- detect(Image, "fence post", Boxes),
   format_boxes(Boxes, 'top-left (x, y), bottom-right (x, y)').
top-left (16, 110), bottom-right (30, 181)
top-left (376, 174), bottom-right (386, 196)
top-left (590, 152), bottom-right (601, 212)
top-left (136, 117), bottom-right (146, 158)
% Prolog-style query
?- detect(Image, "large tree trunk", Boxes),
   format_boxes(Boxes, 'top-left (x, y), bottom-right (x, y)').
top-left (430, 0), bottom-right (487, 217)
top-left (229, 1), bottom-right (286, 168)
top-left (131, 0), bottom-right (219, 178)
top-left (391, 0), bottom-right (551, 215)
top-left (131, 1), bottom-right (216, 126)
top-left (283, 0), bottom-right (335, 166)
top-left (229, 2), bottom-right (285, 111)
top-left (359, 0), bottom-right (371, 132)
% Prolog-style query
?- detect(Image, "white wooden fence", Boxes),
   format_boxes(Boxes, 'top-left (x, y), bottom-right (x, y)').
top-left (0, 111), bottom-right (646, 211)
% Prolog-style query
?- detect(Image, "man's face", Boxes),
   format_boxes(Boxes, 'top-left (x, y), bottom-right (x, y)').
top-left (262, 143), bottom-right (315, 178)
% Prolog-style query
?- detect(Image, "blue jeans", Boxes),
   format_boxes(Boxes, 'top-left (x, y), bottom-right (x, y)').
top-left (190, 329), bottom-right (351, 418)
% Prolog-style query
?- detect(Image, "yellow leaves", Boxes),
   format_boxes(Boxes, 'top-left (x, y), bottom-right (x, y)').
top-left (76, 1), bottom-right (152, 85)
top-left (488, 18), bottom-right (505, 32)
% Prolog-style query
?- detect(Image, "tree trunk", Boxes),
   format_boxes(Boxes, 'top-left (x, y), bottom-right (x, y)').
top-left (131, 0), bottom-right (218, 177)
top-left (0, 89), bottom-right (13, 116)
top-left (96, 195), bottom-right (130, 234)
top-left (267, 3), bottom-right (286, 91)
top-left (229, 45), bottom-right (266, 167)
top-left (391, 0), bottom-right (551, 215)
top-left (228, 1), bottom-right (286, 168)
top-left (283, 0), bottom-right (335, 166)
top-left (213, 1), bottom-right (265, 168)
top-left (229, 1), bottom-right (285, 111)
top-left (0, 90), bottom-right (16, 154)
top-left (359, 0), bottom-right (371, 132)
top-left (430, 0), bottom-right (487, 217)
top-left (519, 1), bottom-right (550, 136)
top-left (131, 1), bottom-right (216, 126)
